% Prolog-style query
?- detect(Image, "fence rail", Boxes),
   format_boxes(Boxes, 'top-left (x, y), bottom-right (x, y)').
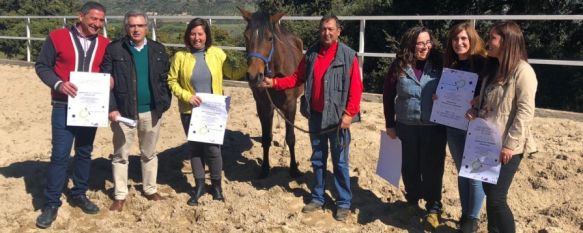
top-left (1, 15), bottom-right (582, 67)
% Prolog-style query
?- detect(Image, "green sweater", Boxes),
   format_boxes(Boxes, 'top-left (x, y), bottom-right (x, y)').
top-left (130, 45), bottom-right (152, 113)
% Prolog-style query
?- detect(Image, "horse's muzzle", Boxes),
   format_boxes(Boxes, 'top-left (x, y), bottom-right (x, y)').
top-left (246, 72), bottom-right (265, 88)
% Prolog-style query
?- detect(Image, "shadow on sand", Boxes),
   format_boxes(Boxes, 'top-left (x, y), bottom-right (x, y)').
top-left (0, 128), bottom-right (457, 231)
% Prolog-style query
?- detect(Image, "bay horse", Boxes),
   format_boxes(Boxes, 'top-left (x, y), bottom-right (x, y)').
top-left (238, 7), bottom-right (304, 178)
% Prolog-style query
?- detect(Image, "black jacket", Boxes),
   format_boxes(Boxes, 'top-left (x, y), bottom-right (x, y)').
top-left (101, 37), bottom-right (171, 126)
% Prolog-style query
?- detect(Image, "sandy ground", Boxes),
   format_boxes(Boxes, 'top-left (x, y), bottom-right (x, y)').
top-left (0, 64), bottom-right (582, 233)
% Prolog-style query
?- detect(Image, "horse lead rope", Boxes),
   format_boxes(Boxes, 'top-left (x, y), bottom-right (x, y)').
top-left (263, 88), bottom-right (348, 148)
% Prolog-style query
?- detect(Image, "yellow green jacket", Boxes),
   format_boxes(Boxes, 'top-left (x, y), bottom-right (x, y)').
top-left (168, 46), bottom-right (226, 114)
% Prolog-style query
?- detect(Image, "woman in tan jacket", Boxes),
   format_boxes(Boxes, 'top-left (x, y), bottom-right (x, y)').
top-left (468, 21), bottom-right (537, 233)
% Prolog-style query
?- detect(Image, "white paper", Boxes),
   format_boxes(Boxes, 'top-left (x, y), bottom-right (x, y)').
top-left (376, 131), bottom-right (402, 188)
top-left (116, 116), bottom-right (137, 127)
top-left (430, 68), bottom-right (478, 130)
top-left (187, 93), bottom-right (230, 145)
top-left (459, 118), bottom-right (502, 184)
top-left (67, 72), bottom-right (110, 127)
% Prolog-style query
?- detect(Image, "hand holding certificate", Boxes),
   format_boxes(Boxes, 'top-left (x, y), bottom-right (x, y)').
top-left (187, 93), bottom-right (231, 145)
top-left (459, 118), bottom-right (502, 184)
top-left (430, 68), bottom-right (478, 130)
top-left (66, 72), bottom-right (110, 127)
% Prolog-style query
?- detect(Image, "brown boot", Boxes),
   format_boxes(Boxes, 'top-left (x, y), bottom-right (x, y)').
top-left (109, 200), bottom-right (125, 212)
top-left (145, 193), bottom-right (165, 201)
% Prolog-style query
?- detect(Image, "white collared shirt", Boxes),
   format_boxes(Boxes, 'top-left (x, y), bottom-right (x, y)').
top-left (130, 38), bottom-right (148, 51)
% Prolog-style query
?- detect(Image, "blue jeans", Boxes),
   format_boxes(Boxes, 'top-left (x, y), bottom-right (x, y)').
top-left (308, 112), bottom-right (352, 208)
top-left (447, 127), bottom-right (485, 219)
top-left (45, 103), bottom-right (96, 207)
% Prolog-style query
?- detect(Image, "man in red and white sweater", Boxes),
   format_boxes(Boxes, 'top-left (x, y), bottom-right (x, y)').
top-left (34, 1), bottom-right (109, 229)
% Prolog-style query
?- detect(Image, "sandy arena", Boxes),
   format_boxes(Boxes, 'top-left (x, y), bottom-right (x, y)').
top-left (0, 64), bottom-right (581, 232)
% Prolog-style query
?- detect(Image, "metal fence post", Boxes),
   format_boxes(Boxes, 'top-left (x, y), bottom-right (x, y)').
top-left (358, 19), bottom-right (366, 80)
top-left (63, 17), bottom-right (67, 28)
top-left (152, 18), bottom-right (157, 41)
top-left (103, 17), bottom-right (108, 38)
top-left (26, 17), bottom-right (31, 62)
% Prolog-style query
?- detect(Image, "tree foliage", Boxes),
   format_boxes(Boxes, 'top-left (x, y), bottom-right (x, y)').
top-left (0, 0), bottom-right (81, 59)
top-left (254, 0), bottom-right (583, 111)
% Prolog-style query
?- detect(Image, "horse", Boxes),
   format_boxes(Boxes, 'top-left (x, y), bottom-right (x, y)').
top-left (238, 7), bottom-right (304, 178)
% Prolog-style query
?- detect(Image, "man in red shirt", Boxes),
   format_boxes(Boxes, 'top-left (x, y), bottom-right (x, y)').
top-left (261, 15), bottom-right (363, 221)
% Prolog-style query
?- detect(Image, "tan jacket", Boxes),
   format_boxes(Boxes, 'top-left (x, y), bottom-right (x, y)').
top-left (479, 60), bottom-right (538, 155)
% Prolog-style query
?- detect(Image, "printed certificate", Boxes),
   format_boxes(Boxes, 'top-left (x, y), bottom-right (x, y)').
top-left (66, 72), bottom-right (110, 127)
top-left (430, 68), bottom-right (478, 130)
top-left (187, 93), bottom-right (230, 145)
top-left (376, 131), bottom-right (402, 188)
top-left (459, 118), bottom-right (502, 184)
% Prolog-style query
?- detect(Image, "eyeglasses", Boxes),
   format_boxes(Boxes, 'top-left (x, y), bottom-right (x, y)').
top-left (416, 40), bottom-right (432, 48)
top-left (128, 24), bottom-right (147, 29)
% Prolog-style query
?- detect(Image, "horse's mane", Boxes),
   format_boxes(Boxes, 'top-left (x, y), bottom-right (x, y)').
top-left (248, 11), bottom-right (299, 49)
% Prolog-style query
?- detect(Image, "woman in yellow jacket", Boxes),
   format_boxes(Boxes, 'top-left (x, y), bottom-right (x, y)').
top-left (168, 18), bottom-right (226, 206)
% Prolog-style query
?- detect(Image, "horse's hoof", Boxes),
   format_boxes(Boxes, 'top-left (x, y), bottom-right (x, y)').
top-left (289, 168), bottom-right (301, 178)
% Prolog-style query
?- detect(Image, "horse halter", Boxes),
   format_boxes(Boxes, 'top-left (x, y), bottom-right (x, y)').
top-left (247, 41), bottom-right (275, 77)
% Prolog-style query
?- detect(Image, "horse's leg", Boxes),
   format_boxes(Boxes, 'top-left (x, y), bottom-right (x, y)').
top-left (256, 95), bottom-right (274, 179)
top-left (283, 93), bottom-right (300, 178)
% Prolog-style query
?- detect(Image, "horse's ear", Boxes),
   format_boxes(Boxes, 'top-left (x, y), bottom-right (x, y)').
top-left (238, 6), bottom-right (252, 22)
top-left (270, 12), bottom-right (285, 23)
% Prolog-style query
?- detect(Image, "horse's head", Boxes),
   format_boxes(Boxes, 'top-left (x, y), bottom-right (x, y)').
top-left (239, 7), bottom-right (285, 88)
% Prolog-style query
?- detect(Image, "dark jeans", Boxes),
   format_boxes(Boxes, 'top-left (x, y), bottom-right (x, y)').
top-left (308, 111), bottom-right (352, 208)
top-left (45, 103), bottom-right (96, 207)
top-left (396, 122), bottom-right (446, 213)
top-left (180, 114), bottom-right (223, 180)
top-left (483, 154), bottom-right (522, 233)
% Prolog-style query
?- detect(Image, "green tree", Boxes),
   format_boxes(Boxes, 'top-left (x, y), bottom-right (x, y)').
top-left (0, 0), bottom-right (82, 59)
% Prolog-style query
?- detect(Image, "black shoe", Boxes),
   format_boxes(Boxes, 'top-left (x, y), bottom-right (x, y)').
top-left (70, 195), bottom-right (99, 214)
top-left (334, 207), bottom-right (350, 221)
top-left (187, 178), bottom-right (206, 206)
top-left (210, 179), bottom-right (224, 201)
top-left (460, 218), bottom-right (479, 233)
top-left (36, 206), bottom-right (59, 229)
top-left (459, 214), bottom-right (467, 225)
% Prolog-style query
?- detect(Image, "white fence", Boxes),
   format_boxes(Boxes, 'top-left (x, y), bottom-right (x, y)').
top-left (1, 15), bottom-right (582, 68)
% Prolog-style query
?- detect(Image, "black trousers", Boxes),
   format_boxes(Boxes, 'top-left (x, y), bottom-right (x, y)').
top-left (483, 154), bottom-right (522, 233)
top-left (396, 122), bottom-right (446, 212)
top-left (181, 114), bottom-right (223, 181)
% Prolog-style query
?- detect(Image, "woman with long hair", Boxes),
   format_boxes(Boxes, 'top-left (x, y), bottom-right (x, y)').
top-left (383, 26), bottom-right (446, 229)
top-left (167, 18), bottom-right (228, 206)
top-left (443, 21), bottom-right (487, 233)
top-left (467, 21), bottom-right (538, 233)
